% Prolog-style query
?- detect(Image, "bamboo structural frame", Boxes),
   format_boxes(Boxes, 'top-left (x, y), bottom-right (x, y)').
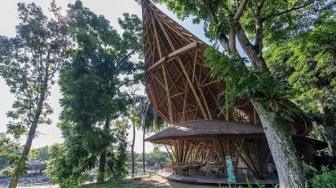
top-left (141, 0), bottom-right (328, 182)
top-left (141, 0), bottom-right (312, 136)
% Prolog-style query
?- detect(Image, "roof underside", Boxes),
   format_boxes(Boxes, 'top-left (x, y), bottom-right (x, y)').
top-left (146, 120), bottom-right (327, 150)
top-left (145, 120), bottom-right (264, 143)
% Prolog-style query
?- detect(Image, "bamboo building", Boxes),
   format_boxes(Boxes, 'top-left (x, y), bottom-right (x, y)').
top-left (141, 0), bottom-right (327, 184)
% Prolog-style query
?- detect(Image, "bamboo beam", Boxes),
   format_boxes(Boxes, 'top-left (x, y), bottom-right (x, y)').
top-left (152, 73), bottom-right (165, 89)
top-left (153, 14), bottom-right (208, 119)
top-left (195, 78), bottom-right (213, 119)
top-left (162, 65), bottom-right (174, 122)
top-left (146, 83), bottom-right (157, 108)
top-left (151, 12), bottom-right (162, 59)
top-left (182, 82), bottom-right (188, 121)
top-left (147, 41), bottom-right (197, 72)
top-left (171, 91), bottom-right (184, 98)
top-left (158, 15), bottom-right (193, 43)
top-left (187, 48), bottom-right (212, 119)
top-left (201, 80), bottom-right (220, 87)
top-left (191, 49), bottom-right (197, 83)
top-left (164, 144), bottom-right (174, 161)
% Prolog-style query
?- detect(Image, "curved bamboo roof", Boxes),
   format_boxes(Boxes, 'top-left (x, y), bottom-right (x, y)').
top-left (145, 120), bottom-right (264, 143)
top-left (141, 0), bottom-right (311, 135)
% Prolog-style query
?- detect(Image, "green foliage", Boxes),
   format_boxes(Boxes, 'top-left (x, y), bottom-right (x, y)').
top-left (265, 20), bottom-right (336, 119)
top-left (0, 1), bottom-right (68, 181)
top-left (0, 133), bottom-right (24, 177)
top-left (47, 1), bottom-right (143, 186)
top-left (118, 13), bottom-right (143, 55)
top-left (29, 146), bottom-right (49, 161)
top-left (155, 0), bottom-right (334, 46)
top-left (264, 19), bottom-right (336, 148)
top-left (148, 146), bottom-right (169, 165)
top-left (144, 104), bottom-right (166, 134)
top-left (105, 120), bottom-right (129, 179)
top-left (47, 144), bottom-right (93, 188)
top-left (0, 2), bottom-right (67, 138)
top-left (205, 48), bottom-right (291, 107)
top-left (310, 167), bottom-right (336, 188)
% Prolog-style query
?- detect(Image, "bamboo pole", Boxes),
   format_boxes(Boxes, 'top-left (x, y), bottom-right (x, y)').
top-left (153, 13), bottom-right (209, 120)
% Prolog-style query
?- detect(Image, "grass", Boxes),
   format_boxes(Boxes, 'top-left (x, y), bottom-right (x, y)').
top-left (78, 175), bottom-right (162, 188)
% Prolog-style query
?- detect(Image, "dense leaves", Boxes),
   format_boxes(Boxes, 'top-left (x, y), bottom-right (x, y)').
top-left (0, 1), bottom-right (68, 185)
top-left (264, 19), bottom-right (336, 153)
top-left (46, 1), bottom-right (143, 186)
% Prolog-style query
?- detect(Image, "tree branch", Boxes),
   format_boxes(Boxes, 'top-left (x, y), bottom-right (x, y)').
top-left (262, 0), bottom-right (314, 21)
top-left (203, 0), bottom-right (230, 51)
top-left (254, 0), bottom-right (265, 51)
top-left (115, 49), bottom-right (136, 69)
top-left (236, 23), bottom-right (268, 71)
top-left (234, 0), bottom-right (249, 21)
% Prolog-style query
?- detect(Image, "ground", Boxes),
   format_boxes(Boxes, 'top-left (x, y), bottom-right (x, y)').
top-left (80, 175), bottom-right (218, 188)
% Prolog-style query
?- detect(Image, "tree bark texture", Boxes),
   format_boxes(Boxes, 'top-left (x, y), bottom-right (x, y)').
top-left (218, 20), bottom-right (307, 188)
top-left (252, 100), bottom-right (305, 188)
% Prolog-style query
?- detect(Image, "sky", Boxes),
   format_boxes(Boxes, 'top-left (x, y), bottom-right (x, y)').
top-left (0, 0), bottom-right (208, 153)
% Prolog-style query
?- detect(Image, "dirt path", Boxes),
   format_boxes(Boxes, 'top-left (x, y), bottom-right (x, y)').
top-left (120, 175), bottom-right (218, 188)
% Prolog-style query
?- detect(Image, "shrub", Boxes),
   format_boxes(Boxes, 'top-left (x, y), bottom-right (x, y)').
top-left (310, 167), bottom-right (336, 188)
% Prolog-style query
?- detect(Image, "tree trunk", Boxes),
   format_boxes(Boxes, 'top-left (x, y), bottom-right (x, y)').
top-left (142, 126), bottom-right (146, 175)
top-left (222, 24), bottom-right (307, 187)
top-left (98, 151), bottom-right (107, 183)
top-left (97, 118), bottom-right (111, 183)
top-left (142, 103), bottom-right (149, 175)
top-left (252, 100), bottom-right (305, 188)
top-left (131, 125), bottom-right (136, 178)
top-left (9, 74), bottom-right (49, 188)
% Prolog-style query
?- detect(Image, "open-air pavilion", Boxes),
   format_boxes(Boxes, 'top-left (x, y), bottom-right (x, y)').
top-left (141, 0), bottom-right (327, 185)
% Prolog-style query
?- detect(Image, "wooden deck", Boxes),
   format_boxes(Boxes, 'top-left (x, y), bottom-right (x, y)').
top-left (159, 172), bottom-right (278, 187)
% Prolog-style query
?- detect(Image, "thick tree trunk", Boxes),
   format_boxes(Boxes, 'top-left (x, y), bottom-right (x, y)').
top-left (131, 125), bottom-right (136, 178)
top-left (205, 3), bottom-right (307, 187)
top-left (97, 118), bottom-right (111, 183)
top-left (9, 75), bottom-right (49, 188)
top-left (222, 25), bottom-right (307, 187)
top-left (252, 100), bottom-right (305, 188)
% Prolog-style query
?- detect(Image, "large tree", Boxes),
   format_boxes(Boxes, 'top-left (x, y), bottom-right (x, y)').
top-left (264, 19), bottom-right (336, 155)
top-left (47, 1), bottom-right (142, 186)
top-left (118, 12), bottom-right (144, 178)
top-left (0, 2), bottom-right (68, 187)
top-left (155, 0), bottom-right (335, 187)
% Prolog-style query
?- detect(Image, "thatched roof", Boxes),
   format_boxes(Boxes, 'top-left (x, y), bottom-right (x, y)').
top-left (145, 120), bottom-right (264, 143)
top-left (145, 120), bottom-right (327, 150)
top-left (141, 0), bottom-right (312, 136)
